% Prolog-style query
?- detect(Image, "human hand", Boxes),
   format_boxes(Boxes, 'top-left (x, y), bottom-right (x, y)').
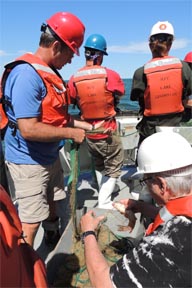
top-left (119, 198), bottom-right (138, 211)
top-left (113, 198), bottom-right (138, 214)
top-left (102, 126), bottom-right (113, 134)
top-left (93, 120), bottom-right (105, 130)
top-left (72, 128), bottom-right (85, 143)
top-left (80, 210), bottom-right (106, 233)
top-left (86, 121), bottom-right (113, 134)
top-left (113, 200), bottom-right (137, 232)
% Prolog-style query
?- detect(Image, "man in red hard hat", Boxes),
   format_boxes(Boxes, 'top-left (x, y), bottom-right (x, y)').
top-left (184, 51), bottom-right (192, 67)
top-left (45, 12), bottom-right (84, 56)
top-left (0, 12), bottom-right (99, 248)
top-left (182, 51), bottom-right (192, 122)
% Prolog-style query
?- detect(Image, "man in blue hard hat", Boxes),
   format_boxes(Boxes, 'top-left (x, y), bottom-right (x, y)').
top-left (68, 34), bottom-right (125, 209)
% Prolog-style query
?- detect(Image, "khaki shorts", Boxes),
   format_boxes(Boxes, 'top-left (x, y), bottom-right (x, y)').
top-left (6, 157), bottom-right (66, 223)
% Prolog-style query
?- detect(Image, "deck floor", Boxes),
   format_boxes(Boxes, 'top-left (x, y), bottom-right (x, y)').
top-left (34, 165), bottom-right (151, 266)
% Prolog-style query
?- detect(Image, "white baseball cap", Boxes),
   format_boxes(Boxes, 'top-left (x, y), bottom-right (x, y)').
top-left (150, 21), bottom-right (174, 37)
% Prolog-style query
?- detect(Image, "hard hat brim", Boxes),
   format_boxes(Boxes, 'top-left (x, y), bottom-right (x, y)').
top-left (131, 170), bottom-right (143, 179)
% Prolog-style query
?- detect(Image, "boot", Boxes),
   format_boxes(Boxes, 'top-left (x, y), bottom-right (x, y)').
top-left (95, 170), bottom-right (103, 190)
top-left (98, 176), bottom-right (117, 209)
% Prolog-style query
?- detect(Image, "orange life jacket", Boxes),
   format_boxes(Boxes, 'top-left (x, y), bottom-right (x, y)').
top-left (73, 65), bottom-right (116, 120)
top-left (0, 75), bottom-right (13, 138)
top-left (145, 195), bottom-right (192, 235)
top-left (0, 95), bottom-right (9, 135)
top-left (144, 56), bottom-right (184, 116)
top-left (0, 53), bottom-right (70, 134)
top-left (0, 184), bottom-right (48, 287)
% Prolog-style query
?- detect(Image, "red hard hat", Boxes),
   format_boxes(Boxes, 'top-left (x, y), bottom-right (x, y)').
top-left (184, 51), bottom-right (192, 63)
top-left (46, 12), bottom-right (85, 56)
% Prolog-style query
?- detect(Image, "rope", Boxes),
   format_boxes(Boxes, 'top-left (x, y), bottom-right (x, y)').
top-left (86, 127), bottom-right (138, 137)
top-left (120, 131), bottom-right (138, 137)
top-left (67, 140), bottom-right (81, 239)
top-left (62, 134), bottom-right (137, 287)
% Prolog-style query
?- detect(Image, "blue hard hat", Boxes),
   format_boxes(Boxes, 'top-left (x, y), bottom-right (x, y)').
top-left (84, 34), bottom-right (108, 55)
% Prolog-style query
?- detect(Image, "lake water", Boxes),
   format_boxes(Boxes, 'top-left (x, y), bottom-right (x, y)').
top-left (68, 78), bottom-right (139, 115)
top-left (118, 78), bottom-right (139, 111)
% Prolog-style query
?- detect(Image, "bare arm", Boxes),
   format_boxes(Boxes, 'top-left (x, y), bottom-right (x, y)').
top-left (183, 98), bottom-right (192, 108)
top-left (80, 211), bottom-right (113, 288)
top-left (18, 117), bottom-right (106, 143)
top-left (73, 119), bottom-right (105, 130)
top-left (118, 199), bottom-right (160, 219)
top-left (84, 235), bottom-right (113, 288)
top-left (17, 118), bottom-right (85, 143)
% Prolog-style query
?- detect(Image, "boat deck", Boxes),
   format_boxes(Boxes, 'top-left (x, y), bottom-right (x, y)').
top-left (34, 164), bottom-right (150, 285)
top-left (33, 122), bottom-right (192, 285)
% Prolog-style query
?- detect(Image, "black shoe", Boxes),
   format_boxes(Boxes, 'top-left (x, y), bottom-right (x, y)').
top-left (44, 229), bottom-right (61, 247)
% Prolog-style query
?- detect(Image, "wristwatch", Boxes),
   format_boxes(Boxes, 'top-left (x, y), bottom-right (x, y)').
top-left (81, 230), bottom-right (96, 244)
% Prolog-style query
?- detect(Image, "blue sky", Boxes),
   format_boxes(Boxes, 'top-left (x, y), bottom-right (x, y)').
top-left (0, 0), bottom-right (191, 80)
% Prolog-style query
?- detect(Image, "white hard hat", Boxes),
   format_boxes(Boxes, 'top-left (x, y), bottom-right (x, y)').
top-left (133, 132), bottom-right (192, 177)
top-left (150, 21), bottom-right (174, 37)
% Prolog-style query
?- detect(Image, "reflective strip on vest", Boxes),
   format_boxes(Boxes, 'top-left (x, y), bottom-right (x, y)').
top-left (145, 57), bottom-right (181, 70)
top-left (14, 53), bottom-right (69, 127)
top-left (159, 206), bottom-right (174, 223)
top-left (31, 63), bottom-right (57, 75)
top-left (74, 67), bottom-right (107, 78)
top-left (31, 63), bottom-right (66, 93)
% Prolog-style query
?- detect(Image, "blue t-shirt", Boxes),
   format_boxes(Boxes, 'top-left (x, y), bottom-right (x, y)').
top-left (4, 63), bottom-right (62, 165)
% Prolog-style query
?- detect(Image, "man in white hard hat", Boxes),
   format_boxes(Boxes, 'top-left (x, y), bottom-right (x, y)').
top-left (130, 21), bottom-right (192, 149)
top-left (80, 131), bottom-right (192, 287)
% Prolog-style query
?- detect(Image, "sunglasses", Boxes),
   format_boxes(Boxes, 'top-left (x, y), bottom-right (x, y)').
top-left (149, 34), bottom-right (172, 43)
top-left (139, 177), bottom-right (153, 187)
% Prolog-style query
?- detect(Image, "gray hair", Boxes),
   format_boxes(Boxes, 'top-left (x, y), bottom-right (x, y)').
top-left (157, 165), bottom-right (192, 197)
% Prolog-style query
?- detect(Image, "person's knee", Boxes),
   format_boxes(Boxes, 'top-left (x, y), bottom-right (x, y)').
top-left (21, 222), bottom-right (40, 245)
top-left (22, 221), bottom-right (40, 233)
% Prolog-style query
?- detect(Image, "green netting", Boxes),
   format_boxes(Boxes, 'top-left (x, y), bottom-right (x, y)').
top-left (55, 140), bottom-right (134, 287)
top-left (53, 224), bottom-right (134, 287)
